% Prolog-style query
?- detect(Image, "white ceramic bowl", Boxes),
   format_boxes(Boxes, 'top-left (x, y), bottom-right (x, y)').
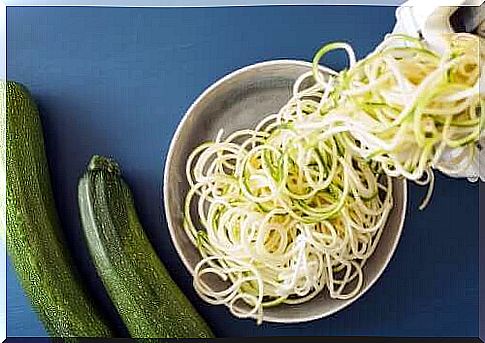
top-left (164, 60), bottom-right (407, 323)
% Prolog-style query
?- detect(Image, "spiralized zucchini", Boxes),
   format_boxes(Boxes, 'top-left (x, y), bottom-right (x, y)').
top-left (183, 33), bottom-right (482, 322)
top-left (303, 33), bottom-right (482, 206)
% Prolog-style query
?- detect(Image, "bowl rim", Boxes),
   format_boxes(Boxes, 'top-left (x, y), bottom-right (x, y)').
top-left (163, 59), bottom-right (408, 323)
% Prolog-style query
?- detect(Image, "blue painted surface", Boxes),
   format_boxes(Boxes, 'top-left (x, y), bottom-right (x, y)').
top-left (6, 6), bottom-right (479, 337)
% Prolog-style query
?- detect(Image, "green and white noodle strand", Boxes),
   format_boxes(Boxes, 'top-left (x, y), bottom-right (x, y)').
top-left (185, 117), bottom-right (393, 323)
top-left (307, 33), bottom-right (482, 190)
top-left (183, 33), bottom-right (482, 323)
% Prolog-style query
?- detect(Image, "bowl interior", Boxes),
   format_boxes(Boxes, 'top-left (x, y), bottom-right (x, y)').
top-left (164, 60), bottom-right (407, 323)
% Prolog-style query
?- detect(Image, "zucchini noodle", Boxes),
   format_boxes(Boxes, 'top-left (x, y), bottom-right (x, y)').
top-left (183, 33), bottom-right (481, 323)
top-left (305, 33), bottom-right (482, 188)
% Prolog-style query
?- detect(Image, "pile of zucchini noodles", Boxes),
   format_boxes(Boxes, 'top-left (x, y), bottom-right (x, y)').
top-left (184, 33), bottom-right (482, 323)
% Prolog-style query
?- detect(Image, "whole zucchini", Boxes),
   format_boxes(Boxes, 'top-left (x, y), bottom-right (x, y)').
top-left (3, 81), bottom-right (114, 337)
top-left (78, 155), bottom-right (214, 338)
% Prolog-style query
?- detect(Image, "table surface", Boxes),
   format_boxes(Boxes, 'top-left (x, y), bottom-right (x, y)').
top-left (6, 5), bottom-right (479, 337)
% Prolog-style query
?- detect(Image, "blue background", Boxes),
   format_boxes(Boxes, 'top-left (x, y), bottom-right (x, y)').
top-left (6, 6), bottom-right (479, 337)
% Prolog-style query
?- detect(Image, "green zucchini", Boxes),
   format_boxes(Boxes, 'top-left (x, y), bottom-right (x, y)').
top-left (3, 81), bottom-right (114, 337)
top-left (78, 155), bottom-right (214, 338)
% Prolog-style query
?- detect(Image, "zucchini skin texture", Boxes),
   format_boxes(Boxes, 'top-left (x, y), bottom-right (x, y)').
top-left (78, 155), bottom-right (214, 338)
top-left (4, 81), bottom-right (114, 337)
